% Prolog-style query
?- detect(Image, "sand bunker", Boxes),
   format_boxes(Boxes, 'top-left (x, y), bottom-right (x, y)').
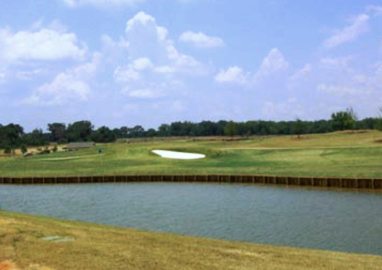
top-left (152, 150), bottom-right (206, 160)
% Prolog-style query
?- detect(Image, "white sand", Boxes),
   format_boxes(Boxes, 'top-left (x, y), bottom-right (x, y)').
top-left (152, 150), bottom-right (206, 160)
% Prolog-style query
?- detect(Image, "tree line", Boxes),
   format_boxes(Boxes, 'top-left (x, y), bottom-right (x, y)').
top-left (1, 109), bottom-right (382, 153)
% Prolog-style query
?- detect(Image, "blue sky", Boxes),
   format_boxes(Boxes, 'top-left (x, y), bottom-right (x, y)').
top-left (0, 0), bottom-right (382, 130)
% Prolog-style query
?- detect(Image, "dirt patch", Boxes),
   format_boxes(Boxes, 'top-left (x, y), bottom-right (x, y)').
top-left (374, 139), bottom-right (382, 143)
top-left (0, 261), bottom-right (18, 270)
top-left (0, 261), bottom-right (54, 270)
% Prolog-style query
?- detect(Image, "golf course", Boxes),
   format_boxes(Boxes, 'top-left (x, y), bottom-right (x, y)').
top-left (2, 130), bottom-right (382, 270)
top-left (2, 1), bottom-right (382, 268)
top-left (0, 130), bottom-right (382, 178)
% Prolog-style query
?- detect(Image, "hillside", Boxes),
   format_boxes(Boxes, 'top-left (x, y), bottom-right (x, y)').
top-left (0, 130), bottom-right (382, 178)
top-left (1, 211), bottom-right (382, 270)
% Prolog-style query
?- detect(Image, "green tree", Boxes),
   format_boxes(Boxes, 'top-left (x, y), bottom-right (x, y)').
top-left (196, 121), bottom-right (218, 136)
top-left (3, 146), bottom-right (12, 154)
top-left (146, 128), bottom-right (157, 137)
top-left (292, 118), bottom-right (304, 138)
top-left (91, 126), bottom-right (117, 143)
top-left (20, 145), bottom-right (28, 154)
top-left (23, 129), bottom-right (47, 146)
top-left (127, 125), bottom-right (145, 138)
top-left (224, 121), bottom-right (237, 137)
top-left (169, 122), bottom-right (187, 136)
top-left (0, 124), bottom-right (24, 153)
top-left (331, 108), bottom-right (357, 131)
top-left (112, 127), bottom-right (129, 138)
top-left (158, 124), bottom-right (170, 137)
top-left (48, 123), bottom-right (67, 143)
top-left (216, 120), bottom-right (228, 135)
top-left (67, 121), bottom-right (93, 142)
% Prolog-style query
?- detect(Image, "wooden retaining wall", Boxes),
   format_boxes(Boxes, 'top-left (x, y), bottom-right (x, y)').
top-left (0, 175), bottom-right (381, 190)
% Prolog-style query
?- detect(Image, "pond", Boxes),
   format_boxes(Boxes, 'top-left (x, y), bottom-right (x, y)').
top-left (1, 183), bottom-right (382, 255)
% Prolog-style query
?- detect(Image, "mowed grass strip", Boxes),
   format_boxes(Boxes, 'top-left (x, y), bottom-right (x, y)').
top-left (0, 130), bottom-right (382, 178)
top-left (1, 211), bottom-right (382, 270)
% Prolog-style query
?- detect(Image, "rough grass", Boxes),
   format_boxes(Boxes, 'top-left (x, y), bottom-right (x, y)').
top-left (1, 211), bottom-right (382, 270)
top-left (1, 130), bottom-right (382, 178)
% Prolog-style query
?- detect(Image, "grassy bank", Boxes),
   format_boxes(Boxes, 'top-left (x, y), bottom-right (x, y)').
top-left (0, 130), bottom-right (382, 178)
top-left (1, 211), bottom-right (382, 270)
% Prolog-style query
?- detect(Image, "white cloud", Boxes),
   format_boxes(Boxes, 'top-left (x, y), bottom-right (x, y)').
top-left (154, 65), bottom-right (175, 74)
top-left (63, 0), bottom-right (145, 8)
top-left (114, 58), bottom-right (154, 82)
top-left (123, 11), bottom-right (204, 74)
top-left (114, 66), bottom-right (140, 82)
top-left (215, 66), bottom-right (246, 84)
top-left (215, 48), bottom-right (289, 86)
top-left (0, 26), bottom-right (86, 63)
top-left (179, 31), bottom-right (224, 48)
top-left (25, 53), bottom-right (100, 105)
top-left (287, 64), bottom-right (312, 90)
top-left (15, 69), bottom-right (44, 80)
top-left (122, 87), bottom-right (162, 98)
top-left (132, 57), bottom-right (153, 70)
top-left (289, 64), bottom-right (312, 82)
top-left (110, 11), bottom-right (207, 99)
top-left (101, 34), bottom-right (129, 52)
top-left (324, 14), bottom-right (369, 48)
top-left (125, 11), bottom-right (161, 33)
top-left (319, 56), bottom-right (353, 71)
top-left (254, 48), bottom-right (289, 80)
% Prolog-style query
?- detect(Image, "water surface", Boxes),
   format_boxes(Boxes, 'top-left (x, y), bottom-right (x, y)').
top-left (1, 183), bottom-right (381, 255)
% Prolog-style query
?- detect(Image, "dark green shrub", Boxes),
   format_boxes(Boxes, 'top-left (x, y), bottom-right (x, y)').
top-left (20, 145), bottom-right (28, 154)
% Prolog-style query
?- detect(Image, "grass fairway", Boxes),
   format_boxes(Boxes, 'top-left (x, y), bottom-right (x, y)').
top-left (0, 130), bottom-right (382, 178)
top-left (1, 211), bottom-right (382, 270)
